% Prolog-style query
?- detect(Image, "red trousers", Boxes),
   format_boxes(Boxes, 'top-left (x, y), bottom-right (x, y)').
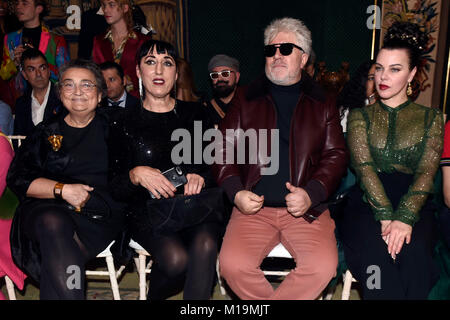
top-left (219, 207), bottom-right (337, 300)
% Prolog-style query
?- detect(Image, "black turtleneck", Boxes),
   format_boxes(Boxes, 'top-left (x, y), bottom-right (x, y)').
top-left (252, 80), bottom-right (302, 207)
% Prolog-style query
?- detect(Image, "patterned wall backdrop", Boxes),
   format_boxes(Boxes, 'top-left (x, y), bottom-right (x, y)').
top-left (380, 0), bottom-right (446, 108)
top-left (187, 0), bottom-right (375, 100)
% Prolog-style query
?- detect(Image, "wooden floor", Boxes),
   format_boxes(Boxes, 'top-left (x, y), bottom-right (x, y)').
top-left (1, 266), bottom-right (362, 300)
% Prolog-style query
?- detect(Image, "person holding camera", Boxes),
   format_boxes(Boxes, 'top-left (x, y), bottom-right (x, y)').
top-left (0, 0), bottom-right (69, 99)
top-left (109, 39), bottom-right (224, 300)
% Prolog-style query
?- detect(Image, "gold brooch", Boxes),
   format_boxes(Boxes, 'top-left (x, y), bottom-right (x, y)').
top-left (48, 134), bottom-right (63, 151)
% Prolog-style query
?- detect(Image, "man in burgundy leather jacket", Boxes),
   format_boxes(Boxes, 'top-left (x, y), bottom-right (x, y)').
top-left (213, 17), bottom-right (348, 300)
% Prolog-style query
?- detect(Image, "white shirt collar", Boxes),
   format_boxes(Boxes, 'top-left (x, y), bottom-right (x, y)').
top-left (108, 90), bottom-right (127, 108)
top-left (31, 82), bottom-right (51, 126)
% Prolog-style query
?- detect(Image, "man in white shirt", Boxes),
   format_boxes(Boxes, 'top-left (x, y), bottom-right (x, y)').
top-left (14, 48), bottom-right (62, 136)
top-left (99, 61), bottom-right (139, 110)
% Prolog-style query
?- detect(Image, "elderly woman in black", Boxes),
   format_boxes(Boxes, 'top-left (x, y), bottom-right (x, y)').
top-left (7, 60), bottom-right (126, 299)
top-left (109, 39), bottom-right (223, 300)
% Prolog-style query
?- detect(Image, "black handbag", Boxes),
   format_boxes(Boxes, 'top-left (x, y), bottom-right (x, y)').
top-left (146, 187), bottom-right (225, 236)
top-left (67, 189), bottom-right (112, 221)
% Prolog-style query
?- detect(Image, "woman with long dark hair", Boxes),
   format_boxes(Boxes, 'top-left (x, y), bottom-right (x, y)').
top-left (336, 60), bottom-right (376, 132)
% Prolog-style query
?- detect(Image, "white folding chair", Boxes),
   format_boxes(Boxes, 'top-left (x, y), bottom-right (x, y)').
top-left (216, 243), bottom-right (293, 296)
top-left (217, 243), bottom-right (334, 300)
top-left (4, 276), bottom-right (17, 300)
top-left (85, 240), bottom-right (125, 300)
top-left (129, 239), bottom-right (153, 300)
top-left (262, 243), bottom-right (293, 276)
top-left (6, 135), bottom-right (26, 149)
top-left (341, 269), bottom-right (357, 300)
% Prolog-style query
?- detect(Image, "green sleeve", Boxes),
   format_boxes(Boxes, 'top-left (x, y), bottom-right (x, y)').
top-left (394, 110), bottom-right (444, 226)
top-left (347, 108), bottom-right (395, 220)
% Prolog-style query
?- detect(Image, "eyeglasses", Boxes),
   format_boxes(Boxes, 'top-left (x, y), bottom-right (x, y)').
top-left (61, 80), bottom-right (97, 93)
top-left (209, 70), bottom-right (234, 80)
top-left (264, 43), bottom-right (304, 57)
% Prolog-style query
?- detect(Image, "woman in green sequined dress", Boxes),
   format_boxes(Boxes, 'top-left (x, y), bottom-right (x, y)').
top-left (337, 22), bottom-right (444, 299)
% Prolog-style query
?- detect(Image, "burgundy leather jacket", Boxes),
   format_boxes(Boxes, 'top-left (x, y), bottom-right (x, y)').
top-left (212, 73), bottom-right (348, 219)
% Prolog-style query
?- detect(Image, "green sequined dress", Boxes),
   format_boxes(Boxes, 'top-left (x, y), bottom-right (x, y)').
top-left (347, 100), bottom-right (444, 225)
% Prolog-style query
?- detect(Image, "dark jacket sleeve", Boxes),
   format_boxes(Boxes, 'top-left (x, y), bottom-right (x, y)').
top-left (176, 101), bottom-right (217, 189)
top-left (7, 124), bottom-right (48, 201)
top-left (211, 89), bottom-right (245, 202)
top-left (306, 96), bottom-right (349, 200)
top-left (107, 109), bottom-right (141, 202)
top-left (13, 96), bottom-right (27, 136)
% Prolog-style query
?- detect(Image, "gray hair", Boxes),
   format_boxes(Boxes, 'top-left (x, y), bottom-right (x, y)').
top-left (58, 59), bottom-right (107, 99)
top-left (264, 17), bottom-right (312, 56)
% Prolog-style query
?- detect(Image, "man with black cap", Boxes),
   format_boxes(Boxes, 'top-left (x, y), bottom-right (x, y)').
top-left (206, 54), bottom-right (240, 127)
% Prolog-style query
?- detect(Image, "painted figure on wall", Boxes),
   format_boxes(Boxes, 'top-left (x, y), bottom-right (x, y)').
top-left (382, 0), bottom-right (439, 102)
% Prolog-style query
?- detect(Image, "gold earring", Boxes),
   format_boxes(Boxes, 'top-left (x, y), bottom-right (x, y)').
top-left (407, 82), bottom-right (412, 96)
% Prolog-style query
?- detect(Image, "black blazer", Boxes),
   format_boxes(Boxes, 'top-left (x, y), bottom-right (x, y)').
top-left (100, 91), bottom-right (140, 110)
top-left (13, 83), bottom-right (63, 136)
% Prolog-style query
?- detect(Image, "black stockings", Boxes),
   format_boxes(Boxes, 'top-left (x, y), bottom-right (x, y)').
top-left (137, 222), bottom-right (220, 300)
top-left (25, 207), bottom-right (92, 300)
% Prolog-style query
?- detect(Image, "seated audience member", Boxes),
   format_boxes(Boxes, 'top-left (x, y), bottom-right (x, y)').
top-left (0, 99), bottom-right (13, 135)
top-left (176, 57), bottom-right (202, 103)
top-left (0, 130), bottom-right (26, 300)
top-left (337, 22), bottom-right (442, 300)
top-left (304, 49), bottom-right (316, 79)
top-left (109, 40), bottom-right (225, 300)
top-left (7, 59), bottom-right (126, 300)
top-left (213, 17), bottom-right (347, 300)
top-left (336, 60), bottom-right (376, 132)
top-left (0, 1), bottom-right (21, 108)
top-left (0, 0), bottom-right (70, 99)
top-left (205, 54), bottom-right (240, 127)
top-left (92, 0), bottom-right (150, 98)
top-left (329, 61), bottom-right (376, 226)
top-left (77, 6), bottom-right (108, 60)
top-left (14, 48), bottom-right (62, 136)
top-left (99, 61), bottom-right (139, 110)
top-left (440, 120), bottom-right (450, 248)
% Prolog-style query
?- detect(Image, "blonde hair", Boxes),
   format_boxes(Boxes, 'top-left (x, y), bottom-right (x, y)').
top-left (103, 0), bottom-right (134, 31)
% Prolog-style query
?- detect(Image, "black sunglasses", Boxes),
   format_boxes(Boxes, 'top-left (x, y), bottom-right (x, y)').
top-left (264, 43), bottom-right (304, 57)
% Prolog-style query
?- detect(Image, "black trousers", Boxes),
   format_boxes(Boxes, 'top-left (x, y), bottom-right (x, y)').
top-left (337, 172), bottom-right (440, 299)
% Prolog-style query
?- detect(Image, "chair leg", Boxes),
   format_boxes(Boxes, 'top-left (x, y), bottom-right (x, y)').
top-left (322, 284), bottom-right (336, 300)
top-left (139, 254), bottom-right (147, 300)
top-left (341, 270), bottom-right (353, 300)
top-left (105, 255), bottom-right (121, 300)
top-left (325, 291), bottom-right (335, 300)
top-left (216, 258), bottom-right (226, 296)
top-left (5, 276), bottom-right (16, 300)
top-left (133, 257), bottom-right (140, 273)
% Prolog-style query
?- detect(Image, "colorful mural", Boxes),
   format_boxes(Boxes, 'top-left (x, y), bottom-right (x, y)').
top-left (381, 0), bottom-right (441, 105)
